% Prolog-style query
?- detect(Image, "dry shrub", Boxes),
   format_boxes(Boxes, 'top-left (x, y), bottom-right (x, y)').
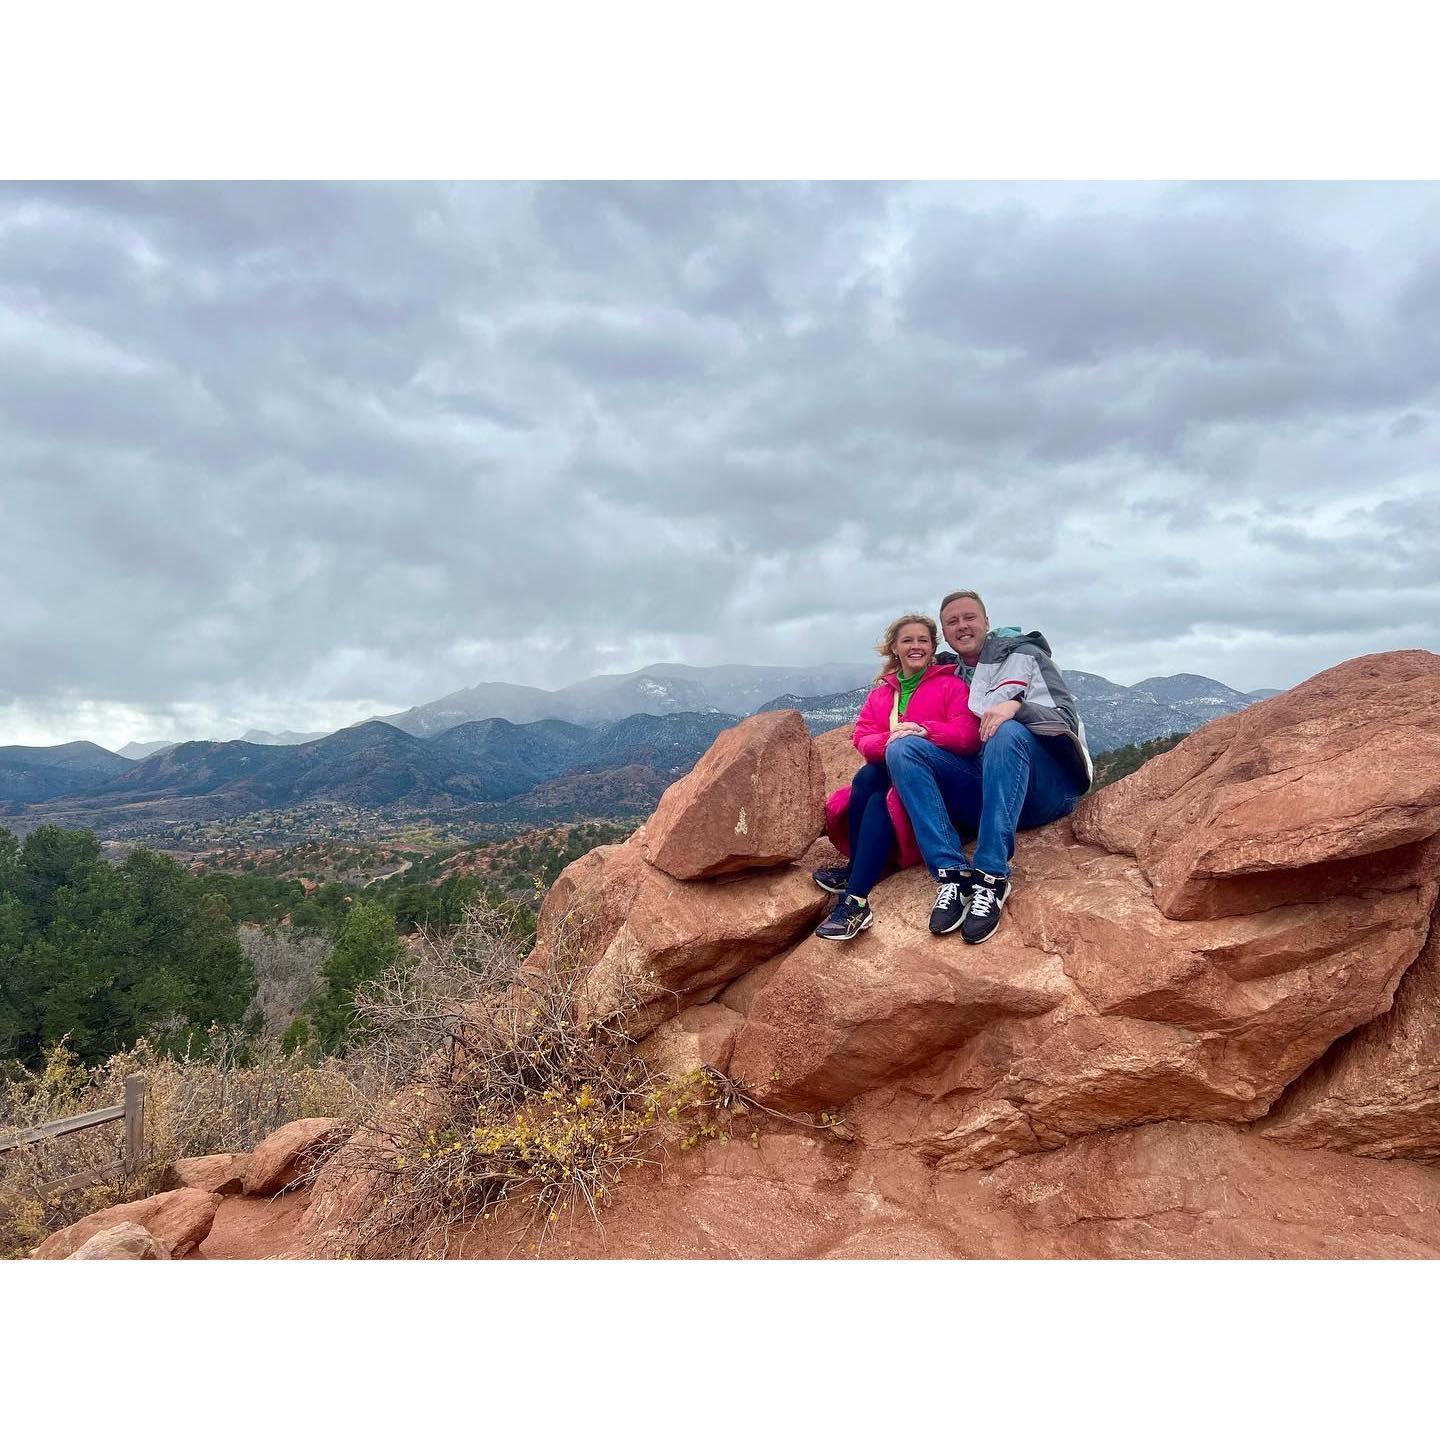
top-left (238, 922), bottom-right (331, 1030)
top-left (319, 900), bottom-right (722, 1258)
top-left (0, 1029), bottom-right (368, 1259)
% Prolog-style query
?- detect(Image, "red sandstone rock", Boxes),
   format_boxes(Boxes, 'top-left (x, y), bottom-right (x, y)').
top-left (167, 1152), bottom-right (248, 1195)
top-left (264, 652), bottom-right (1440, 1260)
top-left (243, 1117), bottom-right (346, 1197)
top-left (65, 1222), bottom-right (169, 1260)
top-left (534, 834), bottom-right (829, 1036)
top-left (293, 1130), bottom-right (396, 1246)
top-left (1073, 651), bottom-right (1440, 919)
top-left (729, 868), bottom-right (1072, 1110)
top-left (725, 818), bottom-right (1435, 1166)
top-left (637, 1003), bottom-right (745, 1077)
top-left (866, 835), bottom-right (1433, 1168)
top-left (641, 711), bottom-right (824, 879)
top-left (35, 1188), bottom-right (221, 1259)
top-left (1258, 908), bottom-right (1440, 1161)
top-left (963, 1120), bottom-right (1440, 1259)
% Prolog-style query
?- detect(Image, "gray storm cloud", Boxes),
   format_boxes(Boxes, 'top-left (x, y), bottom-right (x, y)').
top-left (1, 180), bottom-right (1437, 748)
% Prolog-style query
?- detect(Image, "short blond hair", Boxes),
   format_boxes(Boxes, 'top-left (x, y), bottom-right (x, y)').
top-left (940, 589), bottom-right (988, 618)
top-left (873, 613), bottom-right (938, 683)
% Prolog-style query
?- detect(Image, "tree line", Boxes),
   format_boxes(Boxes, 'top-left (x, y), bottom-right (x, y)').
top-left (0, 820), bottom-right (629, 1073)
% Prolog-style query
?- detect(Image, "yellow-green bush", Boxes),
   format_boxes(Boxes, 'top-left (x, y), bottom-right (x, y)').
top-left (317, 903), bottom-right (729, 1257)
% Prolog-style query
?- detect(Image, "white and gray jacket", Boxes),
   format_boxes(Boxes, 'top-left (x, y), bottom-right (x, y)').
top-left (940, 629), bottom-right (1093, 791)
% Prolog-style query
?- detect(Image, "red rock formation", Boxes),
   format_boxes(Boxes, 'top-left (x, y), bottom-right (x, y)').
top-left (166, 1152), bottom-right (248, 1196)
top-left (243, 1117), bottom-right (345, 1197)
top-left (265, 658), bottom-right (1440, 1259)
top-left (1073, 650), bottom-right (1440, 919)
top-left (641, 710), bottom-right (824, 879)
top-left (1257, 914), bottom-right (1440, 1161)
top-left (35, 1188), bottom-right (221, 1259)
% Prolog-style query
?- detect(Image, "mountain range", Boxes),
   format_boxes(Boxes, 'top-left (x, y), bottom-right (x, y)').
top-left (367, 661), bottom-right (878, 736)
top-left (3, 662), bottom-right (1281, 836)
top-left (4, 712), bottom-right (745, 834)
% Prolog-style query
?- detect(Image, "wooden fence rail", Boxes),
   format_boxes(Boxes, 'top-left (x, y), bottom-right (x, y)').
top-left (0, 1075), bottom-right (147, 1193)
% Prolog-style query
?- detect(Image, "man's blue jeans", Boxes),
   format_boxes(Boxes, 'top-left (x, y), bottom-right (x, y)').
top-left (885, 721), bottom-right (1083, 879)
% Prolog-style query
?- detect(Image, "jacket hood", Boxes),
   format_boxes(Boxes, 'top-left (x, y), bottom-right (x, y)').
top-left (981, 628), bottom-right (1050, 662)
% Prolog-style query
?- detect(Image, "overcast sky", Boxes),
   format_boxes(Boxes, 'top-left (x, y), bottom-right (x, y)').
top-left (2, 180), bottom-right (1438, 749)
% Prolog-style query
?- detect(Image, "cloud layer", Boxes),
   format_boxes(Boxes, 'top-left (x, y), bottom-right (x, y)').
top-left (2, 181), bottom-right (1437, 747)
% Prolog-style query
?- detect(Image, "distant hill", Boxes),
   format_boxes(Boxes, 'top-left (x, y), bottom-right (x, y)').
top-left (7, 711), bottom-right (745, 834)
top-left (0, 741), bottom-right (135, 804)
top-left (759, 688), bottom-right (870, 731)
top-left (239, 728), bottom-right (328, 746)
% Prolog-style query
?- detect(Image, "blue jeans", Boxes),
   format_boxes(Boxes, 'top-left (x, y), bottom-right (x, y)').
top-left (885, 721), bottom-right (1083, 879)
top-left (846, 761), bottom-right (897, 898)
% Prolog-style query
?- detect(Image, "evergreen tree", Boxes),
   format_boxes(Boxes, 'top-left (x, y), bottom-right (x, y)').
top-left (308, 899), bottom-right (407, 1051)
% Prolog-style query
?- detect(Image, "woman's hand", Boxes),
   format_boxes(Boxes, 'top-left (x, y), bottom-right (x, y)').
top-left (885, 722), bottom-right (928, 746)
top-left (979, 700), bottom-right (1022, 742)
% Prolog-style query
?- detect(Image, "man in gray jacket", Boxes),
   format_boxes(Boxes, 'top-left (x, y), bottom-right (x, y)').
top-left (885, 589), bottom-right (1093, 943)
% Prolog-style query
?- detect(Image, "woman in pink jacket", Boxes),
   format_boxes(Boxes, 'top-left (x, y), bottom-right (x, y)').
top-left (813, 612), bottom-right (981, 940)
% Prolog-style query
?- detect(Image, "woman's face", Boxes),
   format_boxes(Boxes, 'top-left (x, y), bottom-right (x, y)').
top-left (892, 622), bottom-right (935, 676)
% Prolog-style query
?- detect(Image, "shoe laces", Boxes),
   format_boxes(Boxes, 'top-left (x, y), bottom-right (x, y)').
top-left (969, 885), bottom-right (997, 918)
top-left (936, 882), bottom-right (960, 907)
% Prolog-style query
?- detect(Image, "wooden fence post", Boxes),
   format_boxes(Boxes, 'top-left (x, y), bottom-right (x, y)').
top-left (124, 1075), bottom-right (146, 1176)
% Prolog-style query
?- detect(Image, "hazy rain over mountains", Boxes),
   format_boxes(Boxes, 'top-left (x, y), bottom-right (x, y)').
top-left (2, 181), bottom-right (1438, 750)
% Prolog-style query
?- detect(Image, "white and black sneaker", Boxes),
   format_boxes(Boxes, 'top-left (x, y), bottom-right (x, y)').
top-left (928, 867), bottom-right (976, 936)
top-left (815, 894), bottom-right (874, 941)
top-left (961, 872), bottom-right (1012, 945)
top-left (811, 864), bottom-right (851, 895)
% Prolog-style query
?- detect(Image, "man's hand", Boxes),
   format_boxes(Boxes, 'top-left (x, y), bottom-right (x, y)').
top-left (979, 700), bottom-right (1022, 742)
top-left (885, 722), bottom-right (929, 746)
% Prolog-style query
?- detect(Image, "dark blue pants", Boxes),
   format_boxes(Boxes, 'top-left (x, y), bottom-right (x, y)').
top-left (884, 721), bottom-right (1082, 879)
top-left (846, 760), bottom-right (897, 899)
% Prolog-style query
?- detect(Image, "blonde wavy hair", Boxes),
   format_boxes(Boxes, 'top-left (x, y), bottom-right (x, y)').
top-left (873, 613), bottom-right (938, 684)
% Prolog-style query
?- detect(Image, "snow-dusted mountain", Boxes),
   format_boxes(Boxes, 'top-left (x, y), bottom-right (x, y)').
top-left (368, 662), bottom-right (877, 737)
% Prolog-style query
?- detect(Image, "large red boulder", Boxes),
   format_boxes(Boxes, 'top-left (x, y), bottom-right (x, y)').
top-left (34, 1188), bottom-right (220, 1259)
top-left (534, 833), bottom-right (829, 1036)
top-left (244, 1117), bottom-right (347, 1197)
top-left (166, 1152), bottom-right (248, 1196)
top-left (728, 867), bottom-right (1070, 1110)
top-left (1073, 650), bottom-right (1440, 919)
top-left (641, 711), bottom-right (824, 879)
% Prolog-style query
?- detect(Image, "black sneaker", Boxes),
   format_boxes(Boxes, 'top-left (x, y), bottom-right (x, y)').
top-left (815, 895), bottom-right (873, 941)
top-left (961, 872), bottom-right (1012, 944)
top-left (812, 864), bottom-right (851, 895)
top-left (928, 867), bottom-right (976, 935)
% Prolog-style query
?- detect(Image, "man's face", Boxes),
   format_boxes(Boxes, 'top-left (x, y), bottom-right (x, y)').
top-left (941, 597), bottom-right (988, 660)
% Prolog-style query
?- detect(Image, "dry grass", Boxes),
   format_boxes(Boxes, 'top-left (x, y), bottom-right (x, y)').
top-left (0, 1029), bottom-right (368, 1259)
top-left (315, 900), bottom-right (723, 1258)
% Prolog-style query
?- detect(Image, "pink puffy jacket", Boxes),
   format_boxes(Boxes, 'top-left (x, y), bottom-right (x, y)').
top-left (823, 663), bottom-right (981, 870)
